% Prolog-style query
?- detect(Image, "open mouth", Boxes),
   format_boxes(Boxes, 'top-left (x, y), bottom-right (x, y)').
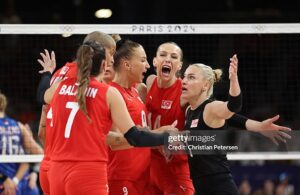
top-left (140, 71), bottom-right (147, 79)
top-left (143, 71), bottom-right (147, 75)
top-left (161, 65), bottom-right (171, 76)
top-left (182, 86), bottom-right (187, 93)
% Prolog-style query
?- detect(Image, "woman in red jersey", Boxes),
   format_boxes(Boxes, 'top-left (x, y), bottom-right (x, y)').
top-left (37, 40), bottom-right (173, 195)
top-left (107, 38), bottom-right (151, 195)
top-left (37, 31), bottom-right (117, 195)
top-left (146, 42), bottom-right (195, 195)
top-left (107, 38), bottom-right (177, 195)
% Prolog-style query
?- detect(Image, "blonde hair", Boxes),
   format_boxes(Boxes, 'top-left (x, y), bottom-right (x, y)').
top-left (111, 34), bottom-right (121, 42)
top-left (83, 31), bottom-right (116, 50)
top-left (0, 91), bottom-right (8, 112)
top-left (191, 63), bottom-right (222, 97)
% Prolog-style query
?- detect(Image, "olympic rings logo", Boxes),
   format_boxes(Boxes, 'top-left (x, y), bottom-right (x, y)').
top-left (252, 24), bottom-right (266, 32)
top-left (60, 25), bottom-right (75, 33)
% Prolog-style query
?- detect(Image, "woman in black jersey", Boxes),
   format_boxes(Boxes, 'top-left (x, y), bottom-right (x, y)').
top-left (182, 54), bottom-right (241, 195)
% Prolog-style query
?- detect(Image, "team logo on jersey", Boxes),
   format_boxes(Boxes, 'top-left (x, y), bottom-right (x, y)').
top-left (161, 100), bottom-right (173, 109)
top-left (190, 119), bottom-right (199, 128)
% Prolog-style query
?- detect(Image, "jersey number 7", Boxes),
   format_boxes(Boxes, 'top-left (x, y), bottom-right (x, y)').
top-left (46, 102), bottom-right (79, 138)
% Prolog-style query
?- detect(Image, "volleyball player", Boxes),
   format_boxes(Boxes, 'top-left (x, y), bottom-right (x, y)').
top-left (101, 58), bottom-right (115, 84)
top-left (146, 42), bottom-right (291, 195)
top-left (107, 38), bottom-right (179, 195)
top-left (182, 54), bottom-right (290, 194)
top-left (104, 37), bottom-right (179, 194)
top-left (36, 31), bottom-right (116, 195)
top-left (146, 42), bottom-right (195, 195)
top-left (106, 38), bottom-right (151, 195)
top-left (0, 91), bottom-right (42, 195)
top-left (37, 40), bottom-right (174, 195)
top-left (182, 55), bottom-right (240, 194)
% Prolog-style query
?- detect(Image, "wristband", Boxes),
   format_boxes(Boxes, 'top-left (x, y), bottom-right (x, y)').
top-left (228, 114), bottom-right (248, 130)
top-left (36, 71), bottom-right (52, 105)
top-left (124, 126), bottom-right (167, 147)
top-left (227, 93), bottom-right (242, 112)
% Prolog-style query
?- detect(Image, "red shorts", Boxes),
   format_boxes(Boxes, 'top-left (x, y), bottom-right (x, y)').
top-left (108, 180), bottom-right (148, 195)
top-left (39, 159), bottom-right (50, 195)
top-left (149, 157), bottom-right (194, 195)
top-left (49, 161), bottom-right (108, 195)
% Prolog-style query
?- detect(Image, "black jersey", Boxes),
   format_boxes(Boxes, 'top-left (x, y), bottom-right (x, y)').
top-left (185, 99), bottom-right (231, 179)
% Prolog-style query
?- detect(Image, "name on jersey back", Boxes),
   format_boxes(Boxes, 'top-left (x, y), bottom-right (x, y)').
top-left (59, 84), bottom-right (98, 98)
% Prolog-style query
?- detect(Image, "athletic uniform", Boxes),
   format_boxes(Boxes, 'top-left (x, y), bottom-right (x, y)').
top-left (185, 99), bottom-right (238, 195)
top-left (108, 82), bottom-right (151, 195)
top-left (50, 62), bottom-right (77, 85)
top-left (48, 77), bottom-right (112, 195)
top-left (0, 116), bottom-right (39, 195)
top-left (146, 77), bottom-right (194, 195)
top-left (39, 61), bottom-right (77, 195)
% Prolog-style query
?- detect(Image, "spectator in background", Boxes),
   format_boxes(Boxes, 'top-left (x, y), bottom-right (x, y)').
top-left (239, 179), bottom-right (252, 195)
top-left (276, 173), bottom-right (294, 195)
top-left (263, 179), bottom-right (275, 195)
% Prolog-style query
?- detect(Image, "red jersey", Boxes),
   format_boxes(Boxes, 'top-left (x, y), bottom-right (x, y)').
top-left (39, 104), bottom-right (52, 170)
top-left (146, 77), bottom-right (190, 177)
top-left (146, 77), bottom-right (185, 131)
top-left (49, 77), bottom-right (112, 162)
top-left (41, 62), bottom-right (77, 167)
top-left (50, 62), bottom-right (77, 85)
top-left (108, 82), bottom-right (151, 181)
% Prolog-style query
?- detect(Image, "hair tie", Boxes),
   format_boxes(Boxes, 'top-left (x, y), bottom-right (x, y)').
top-left (116, 39), bottom-right (127, 50)
top-left (213, 71), bottom-right (218, 82)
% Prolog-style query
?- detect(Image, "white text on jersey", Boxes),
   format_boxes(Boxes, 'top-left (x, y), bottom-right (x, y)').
top-left (59, 85), bottom-right (98, 98)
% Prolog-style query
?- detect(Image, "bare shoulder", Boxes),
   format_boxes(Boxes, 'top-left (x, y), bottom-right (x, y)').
top-left (135, 83), bottom-right (147, 103)
top-left (136, 83), bottom-right (147, 93)
top-left (146, 74), bottom-right (157, 91)
top-left (106, 86), bottom-right (119, 99)
top-left (106, 86), bottom-right (123, 106)
top-left (205, 100), bottom-right (227, 118)
top-left (107, 86), bottom-right (120, 95)
top-left (205, 100), bottom-right (224, 110)
top-left (136, 82), bottom-right (147, 91)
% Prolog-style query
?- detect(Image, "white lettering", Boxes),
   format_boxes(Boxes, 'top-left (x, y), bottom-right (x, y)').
top-left (59, 85), bottom-right (67, 95)
top-left (59, 85), bottom-right (98, 98)
top-left (86, 88), bottom-right (98, 98)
